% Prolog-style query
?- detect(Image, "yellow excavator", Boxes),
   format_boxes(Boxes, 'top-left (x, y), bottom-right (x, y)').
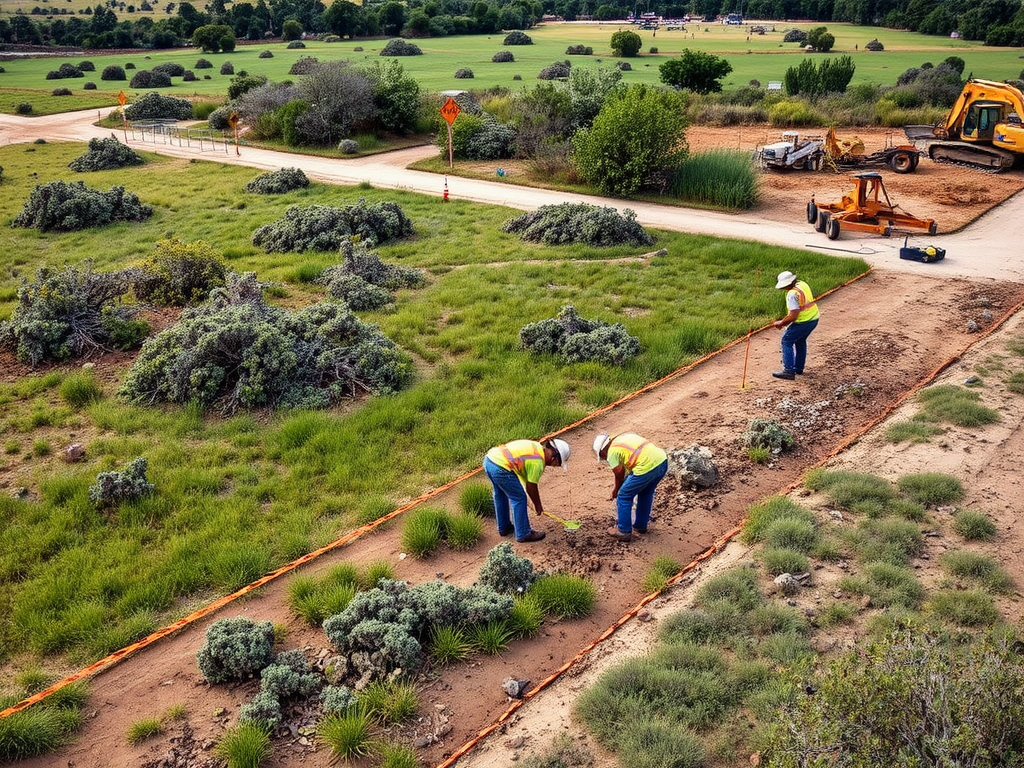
top-left (905, 78), bottom-right (1024, 171)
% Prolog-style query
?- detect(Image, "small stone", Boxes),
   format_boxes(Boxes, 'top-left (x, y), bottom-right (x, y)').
top-left (774, 573), bottom-right (800, 596)
top-left (298, 736), bottom-right (310, 746)
top-left (81, 362), bottom-right (96, 370)
top-left (64, 443), bottom-right (86, 463)
top-left (508, 735), bottom-right (526, 749)
top-left (637, 609), bottom-right (652, 622)
top-left (829, 510), bottom-right (843, 520)
top-left (502, 677), bottom-right (530, 698)
top-left (413, 736), bottom-right (432, 748)
top-left (160, 679), bottom-right (173, 686)
top-left (399, 553), bottom-right (407, 560)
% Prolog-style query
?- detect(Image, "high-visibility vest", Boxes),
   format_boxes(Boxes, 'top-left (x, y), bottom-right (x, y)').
top-left (792, 280), bottom-right (820, 323)
top-left (610, 433), bottom-right (651, 471)
top-left (487, 440), bottom-right (544, 482)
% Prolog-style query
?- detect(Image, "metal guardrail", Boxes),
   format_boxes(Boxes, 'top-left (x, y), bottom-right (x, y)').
top-left (127, 121), bottom-right (233, 154)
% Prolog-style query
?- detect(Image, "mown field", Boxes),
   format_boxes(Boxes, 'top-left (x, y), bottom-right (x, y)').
top-left (2, 20), bottom-right (1022, 114)
top-left (0, 138), bottom-right (868, 674)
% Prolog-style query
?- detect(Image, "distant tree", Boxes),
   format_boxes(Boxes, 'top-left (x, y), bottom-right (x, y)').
top-left (293, 60), bottom-right (373, 146)
top-left (659, 48), bottom-right (733, 94)
top-left (363, 59), bottom-right (420, 134)
top-left (573, 83), bottom-right (688, 197)
top-left (191, 22), bottom-right (233, 51)
top-left (282, 18), bottom-right (302, 40)
top-left (610, 29), bottom-right (642, 57)
top-left (807, 26), bottom-right (835, 51)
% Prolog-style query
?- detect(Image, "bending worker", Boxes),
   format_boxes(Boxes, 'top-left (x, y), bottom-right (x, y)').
top-left (593, 432), bottom-right (668, 542)
top-left (772, 270), bottom-right (820, 381)
top-left (483, 438), bottom-right (571, 543)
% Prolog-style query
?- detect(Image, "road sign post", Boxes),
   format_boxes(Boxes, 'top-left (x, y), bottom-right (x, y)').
top-left (227, 111), bottom-right (240, 156)
top-left (118, 90), bottom-right (127, 141)
top-left (440, 97), bottom-right (460, 170)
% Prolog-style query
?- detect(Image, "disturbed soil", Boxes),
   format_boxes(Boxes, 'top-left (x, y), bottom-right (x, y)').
top-left (3, 121), bottom-right (1024, 768)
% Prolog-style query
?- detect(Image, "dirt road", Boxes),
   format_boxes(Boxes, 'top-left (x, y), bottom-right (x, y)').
top-left (3, 109), bottom-right (1024, 768)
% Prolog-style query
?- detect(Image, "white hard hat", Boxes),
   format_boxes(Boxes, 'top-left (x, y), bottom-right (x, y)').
top-left (593, 433), bottom-right (610, 460)
top-left (551, 438), bottom-right (570, 469)
top-left (776, 271), bottom-right (797, 289)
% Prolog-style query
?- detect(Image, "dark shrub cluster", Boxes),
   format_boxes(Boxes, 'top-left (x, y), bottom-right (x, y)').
top-left (13, 180), bottom-right (152, 233)
top-left (317, 240), bottom-right (425, 310)
top-left (617, 61), bottom-right (632, 71)
top-left (45, 63), bottom-right (83, 80)
top-left (566, 44), bottom-right (593, 54)
top-left (220, 62), bottom-right (234, 75)
top-left (380, 39), bottom-right (422, 56)
top-left (78, 60), bottom-right (95, 72)
top-left (246, 167), bottom-right (310, 194)
top-left (125, 62), bottom-right (136, 69)
top-left (124, 91), bottom-right (193, 120)
top-left (16, 103), bottom-right (32, 115)
top-left (120, 273), bottom-right (413, 411)
top-left (338, 139), bottom-right (359, 154)
top-left (89, 456), bottom-right (154, 508)
top-left (322, 579), bottom-right (512, 685)
top-left (503, 30), bottom-right (532, 45)
top-left (0, 264), bottom-right (144, 366)
top-left (68, 137), bottom-right (144, 172)
top-left (288, 56), bottom-right (320, 75)
top-left (194, 58), bottom-right (213, 69)
top-left (182, 71), bottom-right (197, 82)
top-left (129, 70), bottom-right (172, 88)
top-left (492, 51), bottom-right (515, 62)
top-left (519, 305), bottom-right (641, 365)
top-left (51, 88), bottom-right (73, 96)
top-left (196, 617), bottom-right (276, 684)
top-left (286, 40), bottom-right (306, 48)
top-left (259, 50), bottom-right (274, 58)
top-left (207, 105), bottom-right (233, 130)
top-left (454, 68), bottom-right (474, 78)
top-left (132, 238), bottom-right (227, 306)
top-left (152, 62), bottom-right (185, 78)
top-left (83, 82), bottom-right (97, 90)
top-left (252, 199), bottom-right (414, 252)
top-left (865, 38), bottom-right (884, 51)
top-left (101, 64), bottom-right (126, 81)
top-left (502, 202), bottom-right (653, 247)
top-left (783, 28), bottom-right (808, 42)
top-left (538, 60), bottom-right (571, 80)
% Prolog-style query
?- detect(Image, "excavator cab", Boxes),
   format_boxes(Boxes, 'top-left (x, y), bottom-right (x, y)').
top-left (961, 101), bottom-right (1004, 142)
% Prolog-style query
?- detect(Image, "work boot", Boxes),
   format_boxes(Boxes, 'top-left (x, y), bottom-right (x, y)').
top-left (607, 525), bottom-right (632, 542)
top-left (772, 370), bottom-right (796, 380)
top-left (517, 530), bottom-right (546, 543)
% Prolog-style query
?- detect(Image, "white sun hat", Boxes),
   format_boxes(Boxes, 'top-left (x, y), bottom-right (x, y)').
top-left (776, 271), bottom-right (797, 289)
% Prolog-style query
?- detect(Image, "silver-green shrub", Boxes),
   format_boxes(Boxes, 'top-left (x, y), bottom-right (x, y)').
top-left (245, 167), bottom-right (310, 195)
top-left (251, 199), bottom-right (413, 252)
top-left (13, 180), bottom-right (152, 232)
top-left (477, 543), bottom-right (538, 595)
top-left (68, 137), bottom-right (144, 172)
top-left (502, 202), bottom-right (653, 246)
top-left (123, 91), bottom-right (193, 120)
top-left (519, 305), bottom-right (640, 365)
top-left (320, 685), bottom-right (357, 713)
top-left (120, 272), bottom-right (412, 411)
top-left (196, 617), bottom-right (276, 684)
top-left (89, 456), bottom-right (154, 508)
top-left (319, 240), bottom-right (425, 294)
top-left (742, 419), bottom-right (796, 453)
top-left (237, 690), bottom-right (282, 729)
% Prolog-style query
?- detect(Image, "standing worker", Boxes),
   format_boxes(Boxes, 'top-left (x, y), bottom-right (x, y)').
top-left (772, 270), bottom-right (820, 380)
top-left (483, 438), bottom-right (571, 543)
top-left (593, 433), bottom-right (668, 542)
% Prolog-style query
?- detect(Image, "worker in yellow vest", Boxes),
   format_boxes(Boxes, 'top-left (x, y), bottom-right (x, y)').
top-left (593, 432), bottom-right (668, 542)
top-left (483, 438), bottom-right (571, 543)
top-left (772, 270), bottom-right (820, 381)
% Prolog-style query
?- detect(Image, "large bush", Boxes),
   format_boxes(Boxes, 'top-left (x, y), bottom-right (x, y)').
top-left (124, 91), bottom-right (193, 121)
top-left (519, 305), bottom-right (641, 365)
top-left (503, 202), bottom-right (653, 246)
top-left (610, 30), bottom-right (642, 56)
top-left (538, 60), bottom-right (571, 80)
top-left (120, 273), bottom-right (413, 411)
top-left (100, 64), bottom-right (126, 81)
top-left (68, 137), bottom-right (144, 172)
top-left (128, 70), bottom-right (172, 89)
top-left (13, 180), bottom-right (152, 232)
top-left (503, 30), bottom-right (532, 45)
top-left (132, 238), bottom-right (227, 306)
top-left (380, 39), bottom-right (421, 56)
top-left (317, 240), bottom-right (425, 310)
top-left (660, 49), bottom-right (733, 94)
top-left (245, 167), bottom-right (310, 194)
top-left (152, 62), bottom-right (185, 78)
top-left (573, 84), bottom-right (689, 197)
top-left (0, 264), bottom-right (141, 366)
top-left (252, 199), bottom-right (413, 252)
top-left (45, 63), bottom-right (83, 80)
top-left (364, 59), bottom-right (421, 135)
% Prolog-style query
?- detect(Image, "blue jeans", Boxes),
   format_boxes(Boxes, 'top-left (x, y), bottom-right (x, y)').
top-left (615, 459), bottom-right (668, 534)
top-left (484, 456), bottom-right (531, 539)
top-left (781, 318), bottom-right (818, 374)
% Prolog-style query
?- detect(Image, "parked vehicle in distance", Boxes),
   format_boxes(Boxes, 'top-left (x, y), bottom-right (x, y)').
top-left (724, 13), bottom-right (743, 24)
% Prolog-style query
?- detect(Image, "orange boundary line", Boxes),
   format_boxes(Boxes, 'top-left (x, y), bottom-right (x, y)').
top-left (0, 268), bottom-right (871, 721)
top-left (433, 280), bottom-right (1024, 768)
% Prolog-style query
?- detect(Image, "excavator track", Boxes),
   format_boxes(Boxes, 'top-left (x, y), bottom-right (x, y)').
top-left (928, 142), bottom-right (1015, 173)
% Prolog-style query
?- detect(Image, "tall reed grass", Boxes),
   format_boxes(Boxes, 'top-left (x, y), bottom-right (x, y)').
top-left (668, 150), bottom-right (759, 210)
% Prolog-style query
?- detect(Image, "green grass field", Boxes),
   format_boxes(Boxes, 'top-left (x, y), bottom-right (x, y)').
top-left (0, 139), bottom-right (867, 669)
top-left (1, 21), bottom-right (1022, 115)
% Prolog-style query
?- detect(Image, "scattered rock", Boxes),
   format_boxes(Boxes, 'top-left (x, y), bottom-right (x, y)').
top-left (666, 444), bottom-right (719, 489)
top-left (637, 609), bottom-right (652, 622)
top-left (64, 443), bottom-right (86, 462)
top-left (502, 677), bottom-right (531, 698)
top-left (773, 573), bottom-right (801, 596)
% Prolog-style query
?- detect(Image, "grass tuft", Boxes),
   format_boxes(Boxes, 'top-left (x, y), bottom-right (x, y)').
top-left (445, 511), bottom-right (484, 550)
top-left (360, 680), bottom-right (419, 725)
top-left (758, 547), bottom-right (810, 576)
top-left (126, 717), bottom-right (163, 746)
top-left (459, 483), bottom-right (495, 516)
top-left (376, 740), bottom-right (420, 768)
top-left (885, 420), bottom-right (943, 443)
top-left (915, 384), bottom-right (999, 427)
top-left (507, 593), bottom-right (545, 638)
top-left (939, 550), bottom-right (1013, 593)
top-left (896, 472), bottom-right (964, 506)
top-left (60, 372), bottom-right (103, 408)
top-left (468, 619), bottom-right (515, 655)
top-left (928, 589), bottom-right (1001, 627)
top-left (400, 507), bottom-right (449, 558)
top-left (530, 573), bottom-right (597, 618)
top-left (641, 554), bottom-right (683, 593)
top-left (952, 510), bottom-right (997, 541)
top-left (318, 709), bottom-right (373, 761)
top-left (429, 623), bottom-right (472, 665)
top-left (214, 722), bottom-right (272, 768)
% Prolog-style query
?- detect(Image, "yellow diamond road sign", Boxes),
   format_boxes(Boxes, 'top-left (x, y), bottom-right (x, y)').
top-left (440, 97), bottom-right (460, 125)
top-left (117, 90), bottom-right (126, 106)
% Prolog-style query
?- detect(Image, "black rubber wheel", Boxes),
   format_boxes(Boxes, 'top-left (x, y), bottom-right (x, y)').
top-left (928, 221), bottom-right (938, 236)
top-left (807, 155), bottom-right (823, 172)
top-left (889, 151), bottom-right (914, 173)
top-left (814, 210), bottom-right (829, 233)
top-left (910, 155), bottom-right (921, 170)
top-left (826, 217), bottom-right (841, 240)
top-left (806, 201), bottom-right (818, 224)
